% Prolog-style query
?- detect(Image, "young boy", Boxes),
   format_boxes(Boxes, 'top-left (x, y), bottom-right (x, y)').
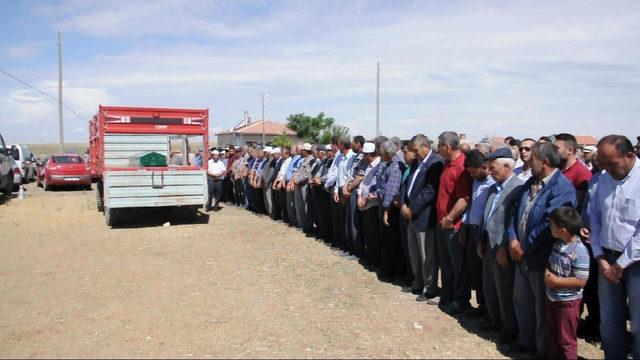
top-left (544, 206), bottom-right (590, 359)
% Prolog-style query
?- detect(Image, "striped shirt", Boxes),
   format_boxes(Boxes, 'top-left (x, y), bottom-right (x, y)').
top-left (546, 237), bottom-right (590, 302)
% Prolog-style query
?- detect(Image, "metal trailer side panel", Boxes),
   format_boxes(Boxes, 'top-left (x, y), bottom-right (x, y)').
top-left (103, 134), bottom-right (169, 167)
top-left (104, 170), bottom-right (207, 209)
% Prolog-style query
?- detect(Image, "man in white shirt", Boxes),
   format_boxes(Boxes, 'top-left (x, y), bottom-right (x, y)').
top-left (207, 150), bottom-right (227, 211)
top-left (589, 135), bottom-right (640, 359)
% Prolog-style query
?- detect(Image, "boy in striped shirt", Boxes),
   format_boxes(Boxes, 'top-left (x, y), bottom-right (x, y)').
top-left (544, 206), bottom-right (590, 359)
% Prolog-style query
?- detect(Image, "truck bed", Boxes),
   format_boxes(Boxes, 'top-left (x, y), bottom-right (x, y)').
top-left (104, 169), bottom-right (206, 209)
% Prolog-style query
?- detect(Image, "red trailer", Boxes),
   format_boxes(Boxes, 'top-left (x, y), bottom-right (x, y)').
top-left (89, 105), bottom-right (209, 226)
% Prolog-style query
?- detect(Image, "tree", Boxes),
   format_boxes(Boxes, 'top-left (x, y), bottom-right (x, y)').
top-left (271, 130), bottom-right (294, 148)
top-left (286, 112), bottom-right (335, 143)
top-left (319, 124), bottom-right (350, 144)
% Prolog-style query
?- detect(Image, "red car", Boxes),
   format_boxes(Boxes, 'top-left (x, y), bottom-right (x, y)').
top-left (37, 153), bottom-right (92, 190)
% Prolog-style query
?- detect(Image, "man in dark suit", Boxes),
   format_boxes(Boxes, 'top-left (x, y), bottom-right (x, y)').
top-left (400, 134), bottom-right (444, 302)
top-left (267, 147), bottom-right (283, 220)
top-left (476, 147), bottom-right (523, 344)
top-left (315, 145), bottom-right (335, 242)
top-left (508, 142), bottom-right (576, 357)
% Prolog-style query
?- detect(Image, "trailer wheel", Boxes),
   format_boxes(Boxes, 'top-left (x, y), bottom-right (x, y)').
top-left (96, 181), bottom-right (104, 212)
top-left (105, 207), bottom-right (117, 227)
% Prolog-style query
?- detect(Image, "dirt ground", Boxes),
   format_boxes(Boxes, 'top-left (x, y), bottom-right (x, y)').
top-left (0, 183), bottom-right (604, 358)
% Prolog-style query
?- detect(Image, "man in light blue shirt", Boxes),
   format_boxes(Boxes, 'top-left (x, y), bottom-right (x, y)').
top-left (330, 136), bottom-right (354, 252)
top-left (284, 144), bottom-right (302, 226)
top-left (589, 135), bottom-right (640, 359)
top-left (460, 149), bottom-right (495, 320)
top-left (323, 138), bottom-right (343, 248)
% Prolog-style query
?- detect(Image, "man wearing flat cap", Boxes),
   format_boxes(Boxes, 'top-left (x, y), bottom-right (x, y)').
top-left (476, 146), bottom-right (524, 344)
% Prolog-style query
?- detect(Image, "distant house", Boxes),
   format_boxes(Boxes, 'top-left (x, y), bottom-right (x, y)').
top-left (574, 135), bottom-right (598, 147)
top-left (216, 116), bottom-right (298, 147)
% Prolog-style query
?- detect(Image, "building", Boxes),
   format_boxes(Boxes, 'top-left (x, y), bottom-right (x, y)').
top-left (216, 114), bottom-right (298, 147)
top-left (574, 135), bottom-right (598, 147)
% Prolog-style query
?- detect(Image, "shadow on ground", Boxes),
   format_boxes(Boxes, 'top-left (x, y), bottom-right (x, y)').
top-left (109, 207), bottom-right (210, 229)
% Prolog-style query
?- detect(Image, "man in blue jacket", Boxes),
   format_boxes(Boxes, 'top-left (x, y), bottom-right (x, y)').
top-left (508, 142), bottom-right (576, 357)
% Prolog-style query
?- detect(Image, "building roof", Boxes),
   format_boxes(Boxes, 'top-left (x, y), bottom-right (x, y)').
top-left (216, 120), bottom-right (297, 136)
top-left (574, 135), bottom-right (598, 146)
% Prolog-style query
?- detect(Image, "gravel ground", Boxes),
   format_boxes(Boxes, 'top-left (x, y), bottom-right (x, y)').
top-left (0, 183), bottom-right (604, 358)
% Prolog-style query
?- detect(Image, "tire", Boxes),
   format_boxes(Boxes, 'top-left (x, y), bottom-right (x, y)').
top-left (105, 207), bottom-right (117, 227)
top-left (43, 177), bottom-right (51, 191)
top-left (96, 181), bottom-right (104, 212)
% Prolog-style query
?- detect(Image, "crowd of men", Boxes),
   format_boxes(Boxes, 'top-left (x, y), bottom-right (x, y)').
top-left (205, 132), bottom-right (640, 359)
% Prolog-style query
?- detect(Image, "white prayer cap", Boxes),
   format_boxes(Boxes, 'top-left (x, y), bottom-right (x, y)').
top-left (272, 147), bottom-right (281, 154)
top-left (301, 143), bottom-right (312, 151)
top-left (362, 142), bottom-right (376, 154)
top-left (212, 150), bottom-right (220, 155)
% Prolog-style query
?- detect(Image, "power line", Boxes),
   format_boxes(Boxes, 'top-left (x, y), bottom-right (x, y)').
top-left (0, 67), bottom-right (87, 121)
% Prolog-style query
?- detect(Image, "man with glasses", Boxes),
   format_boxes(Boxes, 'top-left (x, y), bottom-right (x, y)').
top-left (515, 138), bottom-right (536, 182)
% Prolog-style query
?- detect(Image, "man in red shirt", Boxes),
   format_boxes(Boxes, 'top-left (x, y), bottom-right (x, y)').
top-left (554, 133), bottom-right (592, 210)
top-left (434, 131), bottom-right (472, 314)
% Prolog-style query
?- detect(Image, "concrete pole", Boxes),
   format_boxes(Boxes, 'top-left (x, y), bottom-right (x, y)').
top-left (376, 62), bottom-right (380, 136)
top-left (57, 32), bottom-right (64, 153)
top-left (261, 94), bottom-right (267, 146)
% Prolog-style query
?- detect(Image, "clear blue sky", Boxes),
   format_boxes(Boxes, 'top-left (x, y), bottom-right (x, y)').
top-left (1, 0), bottom-right (639, 143)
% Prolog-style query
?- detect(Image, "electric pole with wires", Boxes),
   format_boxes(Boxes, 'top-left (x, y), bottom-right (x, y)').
top-left (57, 31), bottom-right (64, 153)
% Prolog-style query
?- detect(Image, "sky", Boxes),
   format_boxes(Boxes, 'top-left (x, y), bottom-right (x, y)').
top-left (1, 0), bottom-right (639, 144)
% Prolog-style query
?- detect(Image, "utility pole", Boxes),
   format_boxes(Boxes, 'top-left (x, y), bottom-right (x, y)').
top-left (261, 94), bottom-right (268, 146)
top-left (376, 62), bottom-right (380, 136)
top-left (57, 31), bottom-right (64, 153)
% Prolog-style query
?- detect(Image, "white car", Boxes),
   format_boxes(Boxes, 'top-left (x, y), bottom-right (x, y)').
top-left (11, 158), bottom-right (22, 192)
top-left (7, 144), bottom-right (36, 182)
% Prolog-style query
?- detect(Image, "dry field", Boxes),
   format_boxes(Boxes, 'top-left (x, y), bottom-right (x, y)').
top-left (0, 183), bottom-right (604, 358)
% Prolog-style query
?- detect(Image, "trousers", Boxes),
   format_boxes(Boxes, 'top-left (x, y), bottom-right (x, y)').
top-left (545, 298), bottom-right (581, 360)
top-left (407, 221), bottom-right (438, 295)
top-left (206, 178), bottom-right (223, 209)
top-left (437, 225), bottom-right (469, 303)
top-left (513, 259), bottom-right (547, 356)
top-left (482, 244), bottom-right (516, 334)
top-left (598, 251), bottom-right (640, 359)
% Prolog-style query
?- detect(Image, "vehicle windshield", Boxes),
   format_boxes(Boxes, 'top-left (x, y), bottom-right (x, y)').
top-left (53, 156), bottom-right (84, 164)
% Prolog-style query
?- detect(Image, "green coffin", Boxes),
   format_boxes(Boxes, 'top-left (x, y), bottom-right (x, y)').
top-left (129, 151), bottom-right (167, 167)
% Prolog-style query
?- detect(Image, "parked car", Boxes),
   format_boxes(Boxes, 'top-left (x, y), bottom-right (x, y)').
top-left (11, 158), bottom-right (22, 192)
top-left (0, 133), bottom-right (12, 195)
top-left (7, 144), bottom-right (36, 182)
top-left (39, 153), bottom-right (92, 191)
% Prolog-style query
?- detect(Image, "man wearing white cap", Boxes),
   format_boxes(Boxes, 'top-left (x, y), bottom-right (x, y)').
top-left (207, 150), bottom-right (226, 211)
top-left (357, 142), bottom-right (383, 267)
top-left (582, 145), bottom-right (597, 172)
top-left (268, 147), bottom-right (284, 220)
